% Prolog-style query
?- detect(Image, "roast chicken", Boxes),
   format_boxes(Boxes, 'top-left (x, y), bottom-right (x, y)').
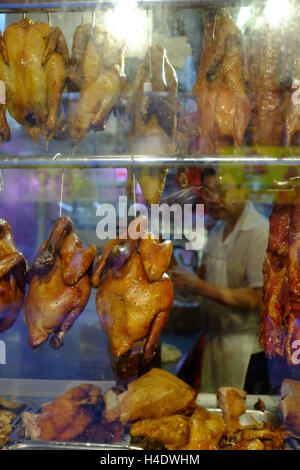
top-left (68, 23), bottom-right (126, 145)
top-left (129, 381), bottom-right (283, 450)
top-left (261, 192), bottom-right (300, 365)
top-left (0, 17), bottom-right (69, 145)
top-left (245, 22), bottom-right (282, 146)
top-left (104, 368), bottom-right (196, 425)
top-left (0, 219), bottom-right (27, 333)
top-left (23, 216), bottom-right (96, 349)
top-left (91, 216), bottom-right (174, 360)
top-left (22, 384), bottom-right (102, 441)
top-left (193, 8), bottom-right (250, 154)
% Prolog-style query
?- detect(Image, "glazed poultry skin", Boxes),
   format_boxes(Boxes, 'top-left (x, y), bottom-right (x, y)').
top-left (131, 415), bottom-right (190, 450)
top-left (193, 8), bottom-right (250, 153)
top-left (68, 24), bottom-right (126, 144)
top-left (183, 407), bottom-right (226, 450)
top-left (0, 219), bottom-right (27, 333)
top-left (217, 387), bottom-right (246, 432)
top-left (22, 384), bottom-right (102, 441)
top-left (91, 217), bottom-right (174, 359)
top-left (104, 368), bottom-right (196, 425)
top-left (24, 216), bottom-right (96, 349)
top-left (0, 18), bottom-right (69, 144)
top-left (127, 45), bottom-right (198, 205)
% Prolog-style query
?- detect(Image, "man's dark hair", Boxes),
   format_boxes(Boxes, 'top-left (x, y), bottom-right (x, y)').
top-left (200, 167), bottom-right (217, 184)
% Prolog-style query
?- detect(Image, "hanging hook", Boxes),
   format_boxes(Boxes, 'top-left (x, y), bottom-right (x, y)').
top-left (0, 169), bottom-right (3, 192)
top-left (147, 8), bottom-right (152, 82)
top-left (81, 14), bottom-right (84, 25)
top-left (91, 9), bottom-right (96, 37)
top-left (213, 13), bottom-right (217, 42)
top-left (59, 169), bottom-right (65, 218)
top-left (47, 12), bottom-right (52, 27)
top-left (22, 13), bottom-right (26, 20)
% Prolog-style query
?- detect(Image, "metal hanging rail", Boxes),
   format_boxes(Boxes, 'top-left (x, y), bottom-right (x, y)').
top-left (0, 0), bottom-right (253, 13)
top-left (0, 154), bottom-right (299, 169)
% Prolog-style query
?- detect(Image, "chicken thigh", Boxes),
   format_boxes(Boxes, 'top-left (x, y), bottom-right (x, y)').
top-left (0, 18), bottom-right (69, 145)
top-left (91, 216), bottom-right (174, 360)
top-left (0, 219), bottom-right (27, 333)
top-left (24, 216), bottom-right (96, 349)
top-left (68, 24), bottom-right (126, 144)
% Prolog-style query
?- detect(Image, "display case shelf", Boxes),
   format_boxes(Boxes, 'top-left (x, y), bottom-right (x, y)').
top-left (0, 154), bottom-right (299, 168)
top-left (0, 0), bottom-right (252, 13)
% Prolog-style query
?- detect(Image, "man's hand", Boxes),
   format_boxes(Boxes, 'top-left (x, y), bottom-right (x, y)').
top-left (170, 268), bottom-right (202, 294)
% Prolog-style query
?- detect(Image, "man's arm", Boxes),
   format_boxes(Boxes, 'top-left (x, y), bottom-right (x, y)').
top-left (171, 269), bottom-right (263, 312)
top-left (196, 278), bottom-right (263, 311)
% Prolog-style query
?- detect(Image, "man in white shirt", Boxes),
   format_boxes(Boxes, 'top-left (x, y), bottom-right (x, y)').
top-left (171, 167), bottom-right (270, 392)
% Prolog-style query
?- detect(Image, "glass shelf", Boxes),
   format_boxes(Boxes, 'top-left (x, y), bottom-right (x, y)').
top-left (0, 0), bottom-right (251, 13)
top-left (0, 154), bottom-right (300, 168)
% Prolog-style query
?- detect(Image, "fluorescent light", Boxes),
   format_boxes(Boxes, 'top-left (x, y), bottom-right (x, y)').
top-left (264, 0), bottom-right (294, 27)
top-left (104, 0), bottom-right (148, 56)
top-left (237, 7), bottom-right (251, 29)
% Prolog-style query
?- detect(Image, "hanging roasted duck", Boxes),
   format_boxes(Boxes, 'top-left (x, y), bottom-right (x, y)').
top-left (193, 8), bottom-right (250, 154)
top-left (0, 17), bottom-right (69, 145)
top-left (67, 23), bottom-right (126, 145)
top-left (126, 44), bottom-right (198, 205)
top-left (91, 216), bottom-right (174, 360)
top-left (23, 216), bottom-right (96, 349)
top-left (261, 190), bottom-right (300, 365)
top-left (245, 22), bottom-right (282, 146)
top-left (0, 219), bottom-right (27, 333)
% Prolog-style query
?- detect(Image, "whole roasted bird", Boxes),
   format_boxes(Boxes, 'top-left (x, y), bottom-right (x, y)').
top-left (23, 216), bottom-right (96, 349)
top-left (0, 17), bottom-right (69, 145)
top-left (91, 216), bottom-right (174, 360)
top-left (127, 45), bottom-right (198, 204)
top-left (261, 192), bottom-right (300, 365)
top-left (193, 8), bottom-right (250, 154)
top-left (0, 220), bottom-right (27, 333)
top-left (68, 23), bottom-right (126, 145)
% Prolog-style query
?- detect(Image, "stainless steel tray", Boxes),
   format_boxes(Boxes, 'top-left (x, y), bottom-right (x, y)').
top-left (8, 442), bottom-right (142, 450)
top-left (8, 405), bottom-right (282, 451)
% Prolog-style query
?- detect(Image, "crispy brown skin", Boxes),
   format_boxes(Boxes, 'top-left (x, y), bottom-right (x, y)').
top-left (24, 217), bottom-right (96, 349)
top-left (92, 217), bottom-right (174, 360)
top-left (0, 18), bottom-right (68, 144)
top-left (0, 219), bottom-right (27, 333)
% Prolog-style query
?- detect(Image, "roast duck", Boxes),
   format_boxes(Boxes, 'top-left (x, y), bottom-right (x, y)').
top-left (23, 216), bottom-right (96, 349)
top-left (91, 216), bottom-right (174, 360)
top-left (193, 8), bottom-right (250, 154)
top-left (67, 23), bottom-right (126, 145)
top-left (261, 189), bottom-right (300, 365)
top-left (0, 219), bottom-right (27, 333)
top-left (126, 44), bottom-right (198, 205)
top-left (0, 17), bottom-right (69, 145)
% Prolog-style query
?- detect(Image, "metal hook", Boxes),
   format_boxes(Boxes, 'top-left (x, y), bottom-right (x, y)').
top-left (47, 12), bottom-right (52, 27)
top-left (0, 169), bottom-right (3, 192)
top-left (81, 14), bottom-right (84, 25)
top-left (91, 9), bottom-right (96, 37)
top-left (213, 14), bottom-right (217, 42)
top-left (147, 9), bottom-right (152, 82)
top-left (22, 13), bottom-right (26, 20)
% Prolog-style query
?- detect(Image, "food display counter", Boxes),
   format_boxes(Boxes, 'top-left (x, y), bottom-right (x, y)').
top-left (0, 0), bottom-right (299, 452)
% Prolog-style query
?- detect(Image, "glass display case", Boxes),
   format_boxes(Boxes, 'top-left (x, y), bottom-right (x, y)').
top-left (0, 0), bottom-right (300, 451)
